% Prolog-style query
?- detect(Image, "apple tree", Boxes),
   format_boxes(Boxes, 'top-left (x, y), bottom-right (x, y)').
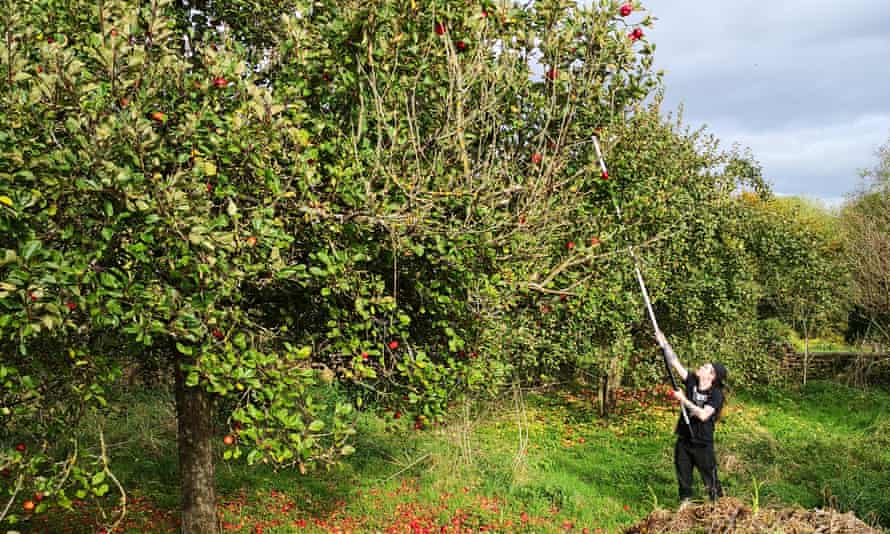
top-left (1, 0), bottom-right (667, 531)
top-left (0, 0), bottom-right (356, 529)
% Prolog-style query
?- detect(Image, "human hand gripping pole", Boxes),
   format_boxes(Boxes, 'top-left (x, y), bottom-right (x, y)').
top-left (591, 135), bottom-right (694, 437)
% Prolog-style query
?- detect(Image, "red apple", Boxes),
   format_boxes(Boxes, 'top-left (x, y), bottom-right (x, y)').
top-left (435, 23), bottom-right (446, 35)
top-left (361, 351), bottom-right (369, 360)
top-left (150, 111), bottom-right (166, 122)
top-left (531, 152), bottom-right (543, 165)
top-left (66, 301), bottom-right (77, 311)
top-left (223, 434), bottom-right (235, 446)
top-left (546, 67), bottom-right (558, 81)
top-left (1, 468), bottom-right (11, 478)
top-left (388, 340), bottom-right (399, 350)
top-left (212, 328), bottom-right (224, 340)
top-left (206, 182), bottom-right (213, 193)
top-left (393, 411), bottom-right (401, 419)
top-left (28, 292), bottom-right (37, 302)
top-left (213, 77), bottom-right (228, 88)
top-left (23, 500), bottom-right (35, 512)
top-left (36, 66), bottom-right (43, 73)
top-left (620, 3), bottom-right (633, 16)
top-left (629, 28), bottom-right (643, 41)
top-left (601, 170), bottom-right (609, 180)
top-left (34, 492), bottom-right (44, 502)
top-left (567, 241), bottom-right (575, 250)
top-left (15, 443), bottom-right (26, 453)
top-left (246, 236), bottom-right (257, 247)
top-left (110, 28), bottom-right (119, 37)
top-left (623, 504), bottom-right (630, 511)
top-left (456, 40), bottom-right (467, 52)
top-left (590, 237), bottom-right (601, 246)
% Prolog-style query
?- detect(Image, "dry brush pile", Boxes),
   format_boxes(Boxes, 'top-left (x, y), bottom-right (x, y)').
top-left (624, 497), bottom-right (882, 534)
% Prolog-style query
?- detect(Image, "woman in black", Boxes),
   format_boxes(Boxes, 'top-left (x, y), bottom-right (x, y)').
top-left (655, 330), bottom-right (727, 503)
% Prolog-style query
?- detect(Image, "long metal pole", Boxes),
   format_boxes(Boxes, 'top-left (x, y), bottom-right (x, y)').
top-left (592, 135), bottom-right (693, 434)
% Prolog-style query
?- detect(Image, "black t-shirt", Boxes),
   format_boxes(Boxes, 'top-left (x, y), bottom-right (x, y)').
top-left (675, 373), bottom-right (723, 444)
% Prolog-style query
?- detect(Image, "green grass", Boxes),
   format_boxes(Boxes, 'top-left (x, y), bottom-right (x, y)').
top-left (29, 381), bottom-right (890, 533)
top-left (786, 332), bottom-right (864, 353)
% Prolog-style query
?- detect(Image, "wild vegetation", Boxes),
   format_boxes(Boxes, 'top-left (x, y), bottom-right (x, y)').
top-left (19, 381), bottom-right (890, 533)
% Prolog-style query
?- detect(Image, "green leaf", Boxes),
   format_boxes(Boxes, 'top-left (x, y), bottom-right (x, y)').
top-left (186, 371), bottom-right (200, 387)
top-left (21, 240), bottom-right (41, 260)
top-left (100, 272), bottom-right (118, 288)
top-left (308, 420), bottom-right (325, 432)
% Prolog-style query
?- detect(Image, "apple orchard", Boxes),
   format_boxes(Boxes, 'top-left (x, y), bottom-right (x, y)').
top-left (0, 0), bottom-right (848, 533)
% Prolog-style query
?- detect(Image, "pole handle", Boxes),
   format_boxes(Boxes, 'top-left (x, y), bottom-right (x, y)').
top-left (593, 132), bottom-right (694, 437)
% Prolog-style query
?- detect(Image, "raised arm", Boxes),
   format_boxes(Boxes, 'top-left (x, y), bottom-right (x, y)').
top-left (655, 330), bottom-right (688, 381)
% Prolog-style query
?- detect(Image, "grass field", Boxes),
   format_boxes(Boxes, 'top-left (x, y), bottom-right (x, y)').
top-left (786, 332), bottom-right (872, 354)
top-left (30, 380), bottom-right (890, 533)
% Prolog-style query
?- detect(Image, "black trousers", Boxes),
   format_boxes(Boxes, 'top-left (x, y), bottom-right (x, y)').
top-left (674, 438), bottom-right (723, 501)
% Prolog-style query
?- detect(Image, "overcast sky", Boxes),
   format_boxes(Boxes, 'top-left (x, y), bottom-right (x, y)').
top-left (645, 0), bottom-right (890, 205)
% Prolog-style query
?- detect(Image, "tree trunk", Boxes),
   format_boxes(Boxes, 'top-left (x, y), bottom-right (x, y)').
top-left (175, 366), bottom-right (219, 534)
top-left (606, 354), bottom-right (624, 415)
top-left (802, 319), bottom-right (809, 386)
top-left (599, 374), bottom-right (608, 417)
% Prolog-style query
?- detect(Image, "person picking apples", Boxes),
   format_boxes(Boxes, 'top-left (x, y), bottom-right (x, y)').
top-left (655, 329), bottom-right (727, 503)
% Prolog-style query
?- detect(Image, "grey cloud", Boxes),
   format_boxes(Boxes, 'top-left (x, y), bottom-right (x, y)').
top-left (645, 0), bottom-right (890, 199)
top-left (725, 114), bottom-right (890, 195)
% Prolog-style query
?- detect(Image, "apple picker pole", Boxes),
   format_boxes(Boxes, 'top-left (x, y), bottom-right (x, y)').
top-left (591, 135), bottom-right (694, 436)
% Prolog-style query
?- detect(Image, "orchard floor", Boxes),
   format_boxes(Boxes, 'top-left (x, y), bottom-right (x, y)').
top-left (27, 381), bottom-right (890, 533)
